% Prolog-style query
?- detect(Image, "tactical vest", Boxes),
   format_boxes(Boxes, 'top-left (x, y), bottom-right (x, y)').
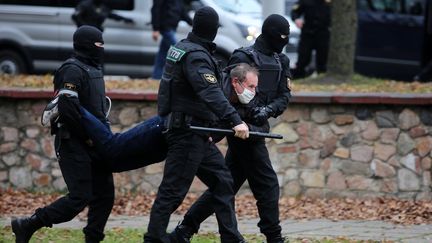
top-left (158, 40), bottom-right (221, 121)
top-left (56, 58), bottom-right (107, 122)
top-left (233, 47), bottom-right (282, 106)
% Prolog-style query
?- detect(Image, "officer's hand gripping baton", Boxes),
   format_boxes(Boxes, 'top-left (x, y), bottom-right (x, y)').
top-left (188, 125), bottom-right (283, 139)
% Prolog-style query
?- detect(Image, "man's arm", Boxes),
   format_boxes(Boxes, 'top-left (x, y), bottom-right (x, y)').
top-left (183, 52), bottom-right (243, 127)
top-left (54, 66), bottom-right (89, 140)
top-left (266, 54), bottom-right (291, 117)
top-left (71, 1), bottom-right (88, 26)
top-left (151, 0), bottom-right (164, 31)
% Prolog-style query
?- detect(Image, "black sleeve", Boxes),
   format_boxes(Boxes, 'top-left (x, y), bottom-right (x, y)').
top-left (291, 1), bottom-right (304, 21)
top-left (108, 11), bottom-right (128, 21)
top-left (182, 52), bottom-right (242, 126)
top-left (54, 65), bottom-right (85, 94)
top-left (151, 0), bottom-right (165, 31)
top-left (72, 1), bottom-right (88, 26)
top-left (268, 54), bottom-right (291, 117)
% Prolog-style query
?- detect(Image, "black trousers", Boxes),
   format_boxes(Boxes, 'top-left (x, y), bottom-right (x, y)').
top-left (35, 136), bottom-right (114, 242)
top-left (182, 137), bottom-right (282, 239)
top-left (293, 28), bottom-right (330, 78)
top-left (144, 129), bottom-right (243, 243)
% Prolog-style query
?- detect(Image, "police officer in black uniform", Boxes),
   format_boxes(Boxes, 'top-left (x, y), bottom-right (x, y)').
top-left (171, 14), bottom-right (292, 243)
top-left (72, 0), bottom-right (134, 32)
top-left (290, 0), bottom-right (331, 79)
top-left (11, 25), bottom-right (114, 243)
top-left (144, 6), bottom-right (249, 243)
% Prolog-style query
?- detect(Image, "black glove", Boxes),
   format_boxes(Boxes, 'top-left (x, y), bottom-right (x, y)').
top-left (252, 106), bottom-right (275, 126)
top-left (58, 95), bottom-right (88, 141)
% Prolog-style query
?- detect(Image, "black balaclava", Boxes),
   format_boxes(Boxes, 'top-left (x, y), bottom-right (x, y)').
top-left (261, 14), bottom-right (290, 53)
top-left (73, 25), bottom-right (104, 65)
top-left (192, 6), bottom-right (219, 41)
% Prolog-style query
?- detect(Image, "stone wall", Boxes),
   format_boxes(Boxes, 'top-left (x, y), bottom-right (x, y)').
top-left (1, 96), bottom-right (432, 200)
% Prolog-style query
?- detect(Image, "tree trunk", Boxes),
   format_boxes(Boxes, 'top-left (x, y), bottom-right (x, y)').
top-left (327, 0), bottom-right (357, 78)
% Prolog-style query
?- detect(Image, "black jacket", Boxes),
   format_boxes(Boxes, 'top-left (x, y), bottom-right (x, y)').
top-left (158, 32), bottom-right (242, 126)
top-left (291, 0), bottom-right (331, 33)
top-left (228, 36), bottom-right (291, 118)
top-left (151, 0), bottom-right (192, 31)
top-left (72, 0), bottom-right (131, 31)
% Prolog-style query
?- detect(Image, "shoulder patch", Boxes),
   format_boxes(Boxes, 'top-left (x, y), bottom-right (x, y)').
top-left (292, 4), bottom-right (299, 10)
top-left (202, 73), bottom-right (217, 84)
top-left (166, 46), bottom-right (186, 62)
top-left (64, 82), bottom-right (77, 91)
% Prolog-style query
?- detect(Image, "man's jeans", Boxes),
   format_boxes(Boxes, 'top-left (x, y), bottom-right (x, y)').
top-left (80, 107), bottom-right (167, 172)
top-left (152, 29), bottom-right (177, 79)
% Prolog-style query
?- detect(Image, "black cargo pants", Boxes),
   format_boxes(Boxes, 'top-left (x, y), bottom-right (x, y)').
top-left (294, 28), bottom-right (330, 78)
top-left (35, 135), bottom-right (114, 242)
top-left (182, 137), bottom-right (282, 239)
top-left (144, 129), bottom-right (243, 243)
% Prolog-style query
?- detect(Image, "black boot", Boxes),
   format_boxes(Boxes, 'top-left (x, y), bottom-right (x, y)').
top-left (85, 235), bottom-right (100, 243)
top-left (169, 224), bottom-right (195, 243)
top-left (11, 214), bottom-right (44, 243)
top-left (266, 234), bottom-right (285, 243)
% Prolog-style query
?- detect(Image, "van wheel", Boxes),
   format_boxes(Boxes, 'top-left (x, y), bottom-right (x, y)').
top-left (0, 50), bottom-right (27, 75)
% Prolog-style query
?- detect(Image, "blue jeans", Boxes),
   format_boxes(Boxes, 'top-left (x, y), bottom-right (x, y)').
top-left (80, 107), bottom-right (167, 172)
top-left (152, 29), bottom-right (177, 79)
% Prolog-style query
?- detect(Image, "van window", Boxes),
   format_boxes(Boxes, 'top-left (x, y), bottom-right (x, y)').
top-left (213, 0), bottom-right (261, 14)
top-left (58, 0), bottom-right (134, 10)
top-left (0, 0), bottom-right (57, 6)
top-left (358, 0), bottom-right (425, 16)
top-left (0, 0), bottom-right (134, 10)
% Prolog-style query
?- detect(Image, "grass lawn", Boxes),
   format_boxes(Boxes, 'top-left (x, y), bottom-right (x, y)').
top-left (0, 226), bottom-right (393, 243)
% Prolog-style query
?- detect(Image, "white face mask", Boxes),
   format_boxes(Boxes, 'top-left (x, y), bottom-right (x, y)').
top-left (236, 82), bottom-right (255, 104)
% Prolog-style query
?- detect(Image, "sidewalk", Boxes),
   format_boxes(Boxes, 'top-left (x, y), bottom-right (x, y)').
top-left (2, 215), bottom-right (432, 243)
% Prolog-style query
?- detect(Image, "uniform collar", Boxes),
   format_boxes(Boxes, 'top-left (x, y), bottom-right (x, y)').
top-left (187, 32), bottom-right (217, 54)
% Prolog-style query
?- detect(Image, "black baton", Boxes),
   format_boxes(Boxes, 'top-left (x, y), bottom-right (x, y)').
top-left (189, 125), bottom-right (283, 139)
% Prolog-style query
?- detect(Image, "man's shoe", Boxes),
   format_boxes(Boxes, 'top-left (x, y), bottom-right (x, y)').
top-left (41, 96), bottom-right (60, 127)
top-left (169, 224), bottom-right (194, 243)
top-left (41, 89), bottom-right (78, 127)
top-left (11, 215), bottom-right (44, 243)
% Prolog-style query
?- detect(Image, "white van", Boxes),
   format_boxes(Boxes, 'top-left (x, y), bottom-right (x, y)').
top-left (0, 0), bottom-right (298, 77)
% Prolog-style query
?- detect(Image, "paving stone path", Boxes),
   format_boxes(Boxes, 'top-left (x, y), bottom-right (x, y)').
top-left (2, 215), bottom-right (432, 242)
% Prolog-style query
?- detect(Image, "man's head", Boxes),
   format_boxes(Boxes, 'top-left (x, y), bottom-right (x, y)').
top-left (192, 6), bottom-right (219, 41)
top-left (73, 25), bottom-right (104, 64)
top-left (261, 14), bottom-right (290, 53)
top-left (230, 63), bottom-right (259, 104)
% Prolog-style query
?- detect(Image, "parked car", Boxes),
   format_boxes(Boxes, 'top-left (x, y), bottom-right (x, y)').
top-left (355, 0), bottom-right (429, 80)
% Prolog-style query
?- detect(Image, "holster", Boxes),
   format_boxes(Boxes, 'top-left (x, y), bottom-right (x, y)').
top-left (164, 112), bottom-right (192, 131)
